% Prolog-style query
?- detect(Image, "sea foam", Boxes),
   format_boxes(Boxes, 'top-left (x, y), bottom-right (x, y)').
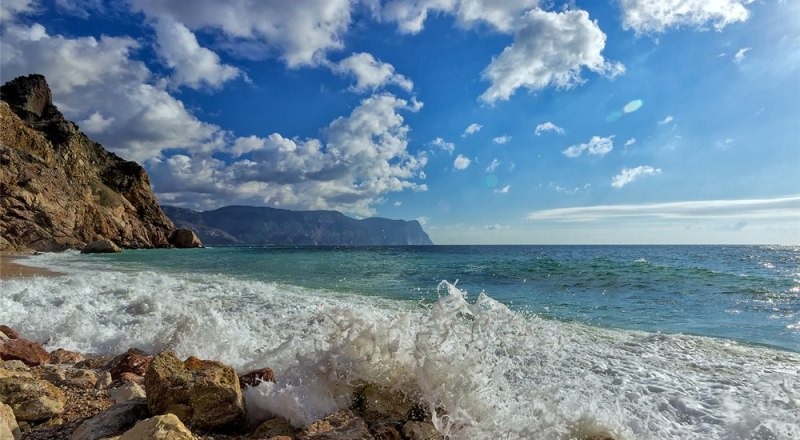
top-left (1, 254), bottom-right (799, 439)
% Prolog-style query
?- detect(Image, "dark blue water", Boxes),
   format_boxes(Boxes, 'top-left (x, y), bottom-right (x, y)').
top-left (86, 245), bottom-right (800, 352)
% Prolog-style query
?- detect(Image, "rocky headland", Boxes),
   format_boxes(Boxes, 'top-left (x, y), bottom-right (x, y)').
top-left (0, 74), bottom-right (197, 253)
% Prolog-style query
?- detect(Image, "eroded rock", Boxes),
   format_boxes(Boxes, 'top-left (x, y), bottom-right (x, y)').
top-left (168, 229), bottom-right (203, 248)
top-left (0, 338), bottom-right (50, 366)
top-left (254, 417), bottom-right (297, 438)
top-left (298, 410), bottom-right (373, 440)
top-left (109, 349), bottom-right (151, 381)
top-left (0, 402), bottom-right (21, 440)
top-left (0, 326), bottom-right (19, 340)
top-left (117, 413), bottom-right (194, 440)
top-left (109, 382), bottom-right (146, 404)
top-left (0, 376), bottom-right (65, 422)
top-left (239, 367), bottom-right (275, 389)
top-left (81, 239), bottom-right (122, 254)
top-left (49, 348), bottom-right (86, 365)
top-left (401, 421), bottom-right (440, 440)
top-left (69, 399), bottom-right (149, 440)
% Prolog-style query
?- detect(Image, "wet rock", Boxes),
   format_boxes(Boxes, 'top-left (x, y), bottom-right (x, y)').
top-left (254, 417), bottom-right (297, 438)
top-left (117, 413), bottom-right (194, 440)
top-left (81, 239), bottom-right (122, 254)
top-left (0, 338), bottom-right (50, 366)
top-left (109, 349), bottom-right (151, 381)
top-left (0, 376), bottom-right (65, 422)
top-left (0, 326), bottom-right (19, 340)
top-left (401, 421), bottom-right (439, 440)
top-left (582, 435), bottom-right (616, 440)
top-left (69, 399), bottom-right (149, 440)
top-left (297, 410), bottom-right (373, 440)
top-left (370, 422), bottom-right (402, 440)
top-left (75, 354), bottom-right (116, 370)
top-left (168, 229), bottom-right (203, 248)
top-left (144, 351), bottom-right (244, 431)
top-left (1, 402), bottom-right (21, 440)
top-left (109, 382), bottom-right (146, 404)
top-left (357, 384), bottom-right (415, 422)
top-left (49, 348), bottom-right (86, 365)
top-left (239, 367), bottom-right (275, 389)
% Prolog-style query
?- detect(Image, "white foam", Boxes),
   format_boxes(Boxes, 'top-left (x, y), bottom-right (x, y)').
top-left (1, 255), bottom-right (799, 439)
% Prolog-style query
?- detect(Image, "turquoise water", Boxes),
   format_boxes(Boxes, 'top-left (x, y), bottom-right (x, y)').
top-left (81, 245), bottom-right (800, 352)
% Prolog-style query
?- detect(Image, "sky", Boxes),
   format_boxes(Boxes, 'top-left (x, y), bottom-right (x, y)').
top-left (1, 0), bottom-right (798, 244)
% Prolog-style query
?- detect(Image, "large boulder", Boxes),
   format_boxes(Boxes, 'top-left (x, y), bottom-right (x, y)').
top-left (0, 338), bottom-right (49, 366)
top-left (109, 349), bottom-right (151, 380)
top-left (36, 364), bottom-right (99, 389)
top-left (81, 239), bottom-right (122, 254)
top-left (167, 229), bottom-right (203, 248)
top-left (0, 376), bottom-right (65, 422)
top-left (117, 414), bottom-right (194, 440)
top-left (49, 348), bottom-right (86, 365)
top-left (144, 351), bottom-right (244, 431)
top-left (69, 399), bottom-right (149, 440)
top-left (0, 326), bottom-right (19, 340)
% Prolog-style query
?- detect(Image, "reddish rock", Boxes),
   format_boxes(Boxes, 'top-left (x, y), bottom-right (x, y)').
top-left (0, 339), bottom-right (49, 366)
top-left (110, 349), bottom-right (151, 380)
top-left (117, 372), bottom-right (144, 385)
top-left (0, 326), bottom-right (19, 339)
top-left (239, 367), bottom-right (275, 389)
top-left (49, 348), bottom-right (85, 365)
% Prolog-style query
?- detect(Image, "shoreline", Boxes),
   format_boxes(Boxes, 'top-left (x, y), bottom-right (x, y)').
top-left (0, 255), bottom-right (62, 279)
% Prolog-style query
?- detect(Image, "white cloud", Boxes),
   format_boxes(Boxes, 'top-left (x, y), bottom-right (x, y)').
top-left (328, 52), bottom-right (413, 92)
top-left (394, 201), bottom-right (402, 206)
top-left (493, 135), bottom-right (512, 144)
top-left (619, 0), bottom-right (753, 34)
top-left (624, 138), bottom-right (637, 147)
top-left (733, 47), bottom-right (751, 63)
top-left (0, 0), bottom-right (36, 23)
top-left (462, 122), bottom-right (482, 136)
top-left (494, 184), bottom-right (510, 194)
top-left (79, 111), bottom-right (115, 133)
top-left (0, 22), bottom-right (221, 161)
top-left (429, 137), bottom-right (455, 154)
top-left (535, 121), bottom-right (565, 136)
top-left (152, 17), bottom-right (242, 89)
top-left (453, 154), bottom-right (471, 170)
top-left (611, 165), bottom-right (662, 188)
top-left (480, 9), bottom-right (624, 103)
top-left (151, 93), bottom-right (429, 216)
top-left (486, 158), bottom-right (500, 172)
top-left (484, 224), bottom-right (509, 230)
top-left (131, 0), bottom-right (353, 67)
top-left (381, 0), bottom-right (539, 34)
top-left (658, 115), bottom-right (674, 125)
top-left (562, 135), bottom-right (615, 158)
top-left (416, 216), bottom-right (429, 225)
top-left (527, 195), bottom-right (800, 222)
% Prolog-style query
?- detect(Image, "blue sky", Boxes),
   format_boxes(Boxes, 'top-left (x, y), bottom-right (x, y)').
top-left (1, 0), bottom-right (798, 244)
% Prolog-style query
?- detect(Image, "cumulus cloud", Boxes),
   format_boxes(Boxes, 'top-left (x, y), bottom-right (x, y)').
top-left (611, 165), bottom-right (662, 188)
top-left (527, 195), bottom-right (800, 222)
top-left (624, 138), bottom-right (637, 147)
top-left (480, 9), bottom-right (623, 103)
top-left (0, 0), bottom-right (36, 23)
top-left (733, 47), bottom-right (751, 63)
top-left (152, 17), bottom-right (242, 89)
top-left (658, 115), bottom-right (674, 125)
top-left (562, 135), bottom-right (615, 158)
top-left (493, 135), bottom-right (512, 144)
top-left (0, 22), bottom-right (221, 161)
top-left (131, 0), bottom-right (353, 67)
top-left (619, 0), bottom-right (753, 34)
top-left (429, 137), bottom-right (455, 154)
top-left (486, 158), bottom-right (500, 172)
top-left (462, 123), bottom-right (482, 136)
top-left (535, 121), bottom-right (565, 136)
top-left (453, 154), bottom-right (471, 170)
top-left (416, 216), bottom-right (429, 225)
top-left (328, 52), bottom-right (413, 92)
top-left (381, 0), bottom-right (539, 34)
top-left (494, 184), bottom-right (510, 194)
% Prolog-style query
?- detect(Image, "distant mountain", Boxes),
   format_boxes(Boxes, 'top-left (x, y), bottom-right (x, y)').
top-left (162, 205), bottom-right (434, 246)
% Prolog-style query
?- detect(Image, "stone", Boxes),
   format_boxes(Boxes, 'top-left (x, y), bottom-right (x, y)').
top-left (239, 367), bottom-right (275, 389)
top-left (144, 351), bottom-right (192, 421)
top-left (49, 348), bottom-right (86, 365)
top-left (109, 382), bottom-right (146, 404)
top-left (0, 338), bottom-right (50, 366)
top-left (117, 372), bottom-right (144, 386)
top-left (109, 349), bottom-right (151, 381)
top-left (81, 239), bottom-right (122, 254)
top-left (76, 354), bottom-right (116, 370)
top-left (254, 417), bottom-right (296, 438)
top-left (371, 425), bottom-right (402, 440)
top-left (117, 414), bottom-right (194, 440)
top-left (0, 368), bottom-right (32, 380)
top-left (0, 361), bottom-right (27, 371)
top-left (69, 399), bottom-right (149, 440)
top-left (183, 356), bottom-right (244, 430)
top-left (357, 385), bottom-right (415, 422)
top-left (167, 229), bottom-right (203, 248)
top-left (0, 376), bottom-right (65, 422)
top-left (37, 365), bottom-right (98, 389)
top-left (297, 410), bottom-right (374, 440)
top-left (0, 326), bottom-right (19, 340)
top-left (1, 402), bottom-right (21, 440)
top-left (95, 371), bottom-right (113, 389)
top-left (401, 421), bottom-right (439, 440)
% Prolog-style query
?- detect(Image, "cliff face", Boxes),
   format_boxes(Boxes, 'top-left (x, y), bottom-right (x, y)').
top-left (0, 74), bottom-right (174, 251)
top-left (162, 205), bottom-right (434, 246)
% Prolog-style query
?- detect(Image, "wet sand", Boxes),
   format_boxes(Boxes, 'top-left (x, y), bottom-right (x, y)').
top-left (0, 256), bottom-right (61, 278)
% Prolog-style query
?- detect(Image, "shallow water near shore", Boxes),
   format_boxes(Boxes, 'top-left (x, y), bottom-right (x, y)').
top-left (1, 245), bottom-right (799, 439)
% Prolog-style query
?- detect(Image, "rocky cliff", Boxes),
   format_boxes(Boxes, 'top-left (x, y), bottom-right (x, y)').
top-left (162, 205), bottom-right (434, 246)
top-left (0, 74), bottom-right (174, 251)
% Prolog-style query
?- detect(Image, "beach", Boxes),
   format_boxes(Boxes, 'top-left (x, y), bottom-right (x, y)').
top-left (0, 256), bottom-right (61, 279)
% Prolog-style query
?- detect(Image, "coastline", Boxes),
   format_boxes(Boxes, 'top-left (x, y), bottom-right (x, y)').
top-left (0, 255), bottom-right (62, 279)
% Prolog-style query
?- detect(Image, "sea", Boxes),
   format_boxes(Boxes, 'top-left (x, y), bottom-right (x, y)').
top-left (2, 245), bottom-right (798, 439)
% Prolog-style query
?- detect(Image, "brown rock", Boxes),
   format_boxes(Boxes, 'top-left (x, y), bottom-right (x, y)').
top-left (168, 229), bottom-right (203, 248)
top-left (110, 349), bottom-right (151, 380)
top-left (117, 413), bottom-right (194, 440)
top-left (117, 372), bottom-right (144, 385)
top-left (239, 367), bottom-right (275, 389)
top-left (0, 326), bottom-right (19, 339)
top-left (75, 354), bottom-right (116, 370)
top-left (371, 423), bottom-right (402, 440)
top-left (109, 382), bottom-right (146, 404)
top-left (81, 239), bottom-right (123, 254)
top-left (69, 399), bottom-right (149, 440)
top-left (255, 417), bottom-right (297, 438)
top-left (0, 376), bottom-right (65, 422)
top-left (37, 364), bottom-right (98, 389)
top-left (357, 385), bottom-right (415, 422)
top-left (143, 351), bottom-right (192, 419)
top-left (400, 421), bottom-right (439, 440)
top-left (95, 371), bottom-right (113, 390)
top-left (49, 348), bottom-right (86, 365)
top-left (0, 338), bottom-right (49, 367)
top-left (1, 402), bottom-right (21, 440)
top-left (298, 410), bottom-right (373, 440)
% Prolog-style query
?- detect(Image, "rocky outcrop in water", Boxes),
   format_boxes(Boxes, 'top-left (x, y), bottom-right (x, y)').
top-left (0, 74), bottom-right (175, 251)
top-left (162, 205), bottom-right (434, 246)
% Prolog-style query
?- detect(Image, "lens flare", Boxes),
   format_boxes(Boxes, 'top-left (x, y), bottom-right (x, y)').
top-left (623, 99), bottom-right (643, 113)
